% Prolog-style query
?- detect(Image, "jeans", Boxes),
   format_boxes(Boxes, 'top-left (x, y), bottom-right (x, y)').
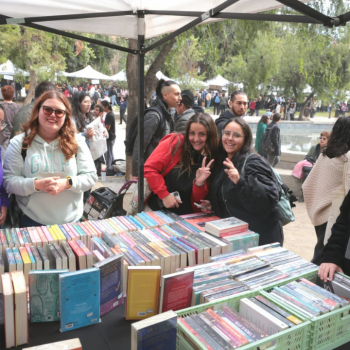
top-left (15, 89), bottom-right (21, 101)
top-left (120, 109), bottom-right (127, 124)
top-left (20, 212), bottom-right (43, 228)
top-left (256, 110), bottom-right (259, 116)
top-left (267, 154), bottom-right (280, 168)
top-left (105, 139), bottom-right (116, 169)
top-left (206, 100), bottom-right (211, 109)
top-left (111, 95), bottom-right (117, 106)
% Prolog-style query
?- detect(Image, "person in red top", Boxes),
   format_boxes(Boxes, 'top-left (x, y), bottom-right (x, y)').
top-left (249, 99), bottom-right (256, 116)
top-left (144, 113), bottom-right (218, 215)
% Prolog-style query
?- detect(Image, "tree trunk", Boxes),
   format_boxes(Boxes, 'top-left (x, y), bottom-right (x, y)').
top-left (298, 92), bottom-right (314, 121)
top-left (23, 69), bottom-right (37, 105)
top-left (144, 38), bottom-right (176, 102)
top-left (124, 38), bottom-right (176, 180)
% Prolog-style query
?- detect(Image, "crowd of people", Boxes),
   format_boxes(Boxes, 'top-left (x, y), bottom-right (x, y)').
top-left (0, 76), bottom-right (349, 283)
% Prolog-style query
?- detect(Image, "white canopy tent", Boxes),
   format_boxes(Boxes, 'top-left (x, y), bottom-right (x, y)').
top-left (1, 0), bottom-right (344, 212)
top-left (0, 60), bottom-right (29, 76)
top-left (206, 74), bottom-right (232, 87)
top-left (109, 69), bottom-right (127, 81)
top-left (65, 65), bottom-right (114, 80)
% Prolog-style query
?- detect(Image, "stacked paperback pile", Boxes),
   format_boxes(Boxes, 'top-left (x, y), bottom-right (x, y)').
top-left (178, 298), bottom-right (304, 349)
top-left (266, 278), bottom-right (349, 318)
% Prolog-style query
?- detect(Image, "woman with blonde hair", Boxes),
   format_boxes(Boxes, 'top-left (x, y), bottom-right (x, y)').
top-left (3, 90), bottom-right (97, 227)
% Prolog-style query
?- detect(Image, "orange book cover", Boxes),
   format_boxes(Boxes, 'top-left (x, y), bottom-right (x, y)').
top-left (185, 215), bottom-right (221, 231)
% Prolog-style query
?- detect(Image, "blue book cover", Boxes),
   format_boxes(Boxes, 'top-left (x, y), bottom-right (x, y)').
top-left (93, 253), bottom-right (124, 316)
top-left (59, 268), bottom-right (100, 332)
top-left (133, 311), bottom-right (177, 350)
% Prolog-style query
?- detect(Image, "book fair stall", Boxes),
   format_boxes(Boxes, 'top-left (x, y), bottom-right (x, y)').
top-left (0, 210), bottom-right (350, 350)
top-left (2, 1), bottom-right (350, 349)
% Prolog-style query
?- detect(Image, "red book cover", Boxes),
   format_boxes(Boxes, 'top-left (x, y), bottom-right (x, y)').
top-left (160, 270), bottom-right (194, 313)
top-left (218, 227), bottom-right (250, 237)
top-left (185, 216), bottom-right (221, 231)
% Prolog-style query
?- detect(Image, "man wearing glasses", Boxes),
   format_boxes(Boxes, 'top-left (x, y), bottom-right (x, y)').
top-left (215, 90), bottom-right (248, 135)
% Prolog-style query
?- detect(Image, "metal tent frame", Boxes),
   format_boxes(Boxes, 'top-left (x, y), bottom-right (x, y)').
top-left (1, 0), bottom-right (349, 212)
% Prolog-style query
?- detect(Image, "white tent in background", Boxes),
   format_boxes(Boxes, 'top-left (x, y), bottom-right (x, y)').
top-left (65, 65), bottom-right (114, 80)
top-left (0, 60), bottom-right (29, 76)
top-left (155, 71), bottom-right (177, 82)
top-left (178, 73), bottom-right (209, 88)
top-left (109, 70), bottom-right (127, 81)
top-left (206, 74), bottom-right (232, 88)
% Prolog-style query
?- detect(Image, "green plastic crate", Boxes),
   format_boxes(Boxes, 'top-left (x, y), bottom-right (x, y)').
top-left (176, 288), bottom-right (311, 350)
top-left (263, 271), bottom-right (350, 350)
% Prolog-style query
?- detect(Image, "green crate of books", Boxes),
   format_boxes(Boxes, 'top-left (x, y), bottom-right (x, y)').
top-left (263, 272), bottom-right (350, 350)
top-left (175, 288), bottom-right (311, 350)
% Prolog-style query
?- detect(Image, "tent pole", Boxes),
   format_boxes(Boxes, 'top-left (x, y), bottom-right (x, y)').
top-left (137, 12), bottom-right (145, 213)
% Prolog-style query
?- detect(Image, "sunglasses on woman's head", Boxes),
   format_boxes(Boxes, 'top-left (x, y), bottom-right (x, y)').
top-left (41, 106), bottom-right (66, 118)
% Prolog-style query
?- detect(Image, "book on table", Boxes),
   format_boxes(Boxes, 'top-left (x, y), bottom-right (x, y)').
top-left (2, 273), bottom-right (15, 349)
top-left (59, 268), bottom-right (100, 332)
top-left (205, 217), bottom-right (249, 236)
top-left (23, 338), bottom-right (82, 350)
top-left (131, 310), bottom-right (177, 350)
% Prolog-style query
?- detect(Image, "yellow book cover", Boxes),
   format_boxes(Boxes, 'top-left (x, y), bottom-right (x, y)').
top-left (52, 224), bottom-right (66, 241)
top-left (105, 219), bottom-right (121, 233)
top-left (47, 226), bottom-right (59, 242)
top-left (125, 266), bottom-right (161, 320)
top-left (18, 247), bottom-right (31, 264)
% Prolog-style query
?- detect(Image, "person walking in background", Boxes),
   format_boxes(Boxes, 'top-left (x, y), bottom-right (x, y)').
top-left (101, 100), bottom-right (116, 170)
top-left (220, 92), bottom-right (228, 113)
top-left (249, 98), bottom-right (256, 116)
top-left (205, 91), bottom-right (211, 110)
top-left (15, 81), bottom-right (22, 101)
top-left (255, 114), bottom-right (270, 159)
top-left (213, 93), bottom-right (221, 115)
top-left (25, 81), bottom-right (30, 96)
top-left (255, 96), bottom-right (263, 116)
top-left (303, 117), bottom-right (350, 265)
top-left (0, 85), bottom-right (21, 157)
top-left (266, 113), bottom-right (281, 168)
top-left (118, 97), bottom-right (127, 125)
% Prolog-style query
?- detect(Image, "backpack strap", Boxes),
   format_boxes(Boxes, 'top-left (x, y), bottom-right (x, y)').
top-left (240, 153), bottom-right (254, 178)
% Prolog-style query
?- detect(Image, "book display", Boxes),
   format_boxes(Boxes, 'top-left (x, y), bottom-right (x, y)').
top-left (0, 211), bottom-right (350, 349)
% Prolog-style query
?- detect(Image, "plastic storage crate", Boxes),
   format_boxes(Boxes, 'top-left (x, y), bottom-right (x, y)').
top-left (176, 289), bottom-right (311, 350)
top-left (263, 272), bottom-right (350, 350)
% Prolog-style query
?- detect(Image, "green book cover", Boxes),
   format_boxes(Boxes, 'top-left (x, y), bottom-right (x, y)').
top-left (29, 269), bottom-right (68, 322)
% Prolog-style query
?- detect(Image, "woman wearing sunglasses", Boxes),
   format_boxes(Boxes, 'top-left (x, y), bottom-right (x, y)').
top-left (198, 118), bottom-right (283, 245)
top-left (307, 131), bottom-right (331, 160)
top-left (3, 90), bottom-right (97, 227)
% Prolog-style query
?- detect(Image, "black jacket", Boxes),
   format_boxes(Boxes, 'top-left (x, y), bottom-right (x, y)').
top-left (209, 153), bottom-right (283, 245)
top-left (174, 108), bottom-right (196, 135)
top-left (132, 98), bottom-right (174, 176)
top-left (322, 190), bottom-right (350, 275)
top-left (215, 110), bottom-right (241, 136)
top-left (266, 121), bottom-right (281, 156)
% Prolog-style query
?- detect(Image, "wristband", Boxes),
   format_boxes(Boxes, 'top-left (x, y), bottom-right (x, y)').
top-left (66, 176), bottom-right (73, 189)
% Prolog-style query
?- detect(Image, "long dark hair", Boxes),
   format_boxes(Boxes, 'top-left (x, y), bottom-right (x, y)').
top-left (101, 100), bottom-right (112, 111)
top-left (258, 114), bottom-right (269, 125)
top-left (176, 113), bottom-right (218, 177)
top-left (216, 118), bottom-right (253, 173)
top-left (71, 91), bottom-right (94, 132)
top-left (323, 117), bottom-right (350, 159)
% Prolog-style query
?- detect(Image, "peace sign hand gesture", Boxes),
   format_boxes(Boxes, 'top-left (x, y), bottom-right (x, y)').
top-left (223, 158), bottom-right (240, 184)
top-left (195, 157), bottom-right (214, 186)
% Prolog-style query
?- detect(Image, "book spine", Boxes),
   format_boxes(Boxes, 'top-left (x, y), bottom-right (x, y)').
top-left (40, 226), bottom-right (53, 243)
top-left (58, 225), bottom-right (71, 241)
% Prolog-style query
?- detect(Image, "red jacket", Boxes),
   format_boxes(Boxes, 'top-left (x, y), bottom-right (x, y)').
top-left (250, 101), bottom-right (256, 110)
top-left (144, 133), bottom-right (209, 212)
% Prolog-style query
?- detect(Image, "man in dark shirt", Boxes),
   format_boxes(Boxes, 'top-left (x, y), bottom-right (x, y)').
top-left (104, 104), bottom-right (116, 170)
top-left (266, 112), bottom-right (281, 168)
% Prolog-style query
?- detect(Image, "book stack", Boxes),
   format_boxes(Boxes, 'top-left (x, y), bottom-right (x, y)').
top-left (253, 246), bottom-right (318, 277)
top-left (178, 298), bottom-right (304, 349)
top-left (265, 278), bottom-right (349, 319)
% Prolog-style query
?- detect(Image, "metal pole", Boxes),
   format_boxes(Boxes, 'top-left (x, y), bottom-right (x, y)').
top-left (137, 12), bottom-right (145, 213)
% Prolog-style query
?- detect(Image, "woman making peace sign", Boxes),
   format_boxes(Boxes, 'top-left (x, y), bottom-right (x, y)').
top-left (199, 118), bottom-right (283, 245)
top-left (144, 113), bottom-right (218, 215)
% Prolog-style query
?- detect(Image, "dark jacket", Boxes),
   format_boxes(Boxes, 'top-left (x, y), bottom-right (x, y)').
top-left (322, 190), bottom-right (350, 276)
top-left (174, 108), bottom-right (196, 134)
top-left (266, 121), bottom-right (281, 156)
top-left (255, 99), bottom-right (263, 110)
top-left (209, 153), bottom-right (283, 245)
top-left (215, 110), bottom-right (241, 136)
top-left (132, 98), bottom-right (175, 176)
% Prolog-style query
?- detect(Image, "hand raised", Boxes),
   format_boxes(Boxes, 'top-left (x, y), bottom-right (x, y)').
top-left (223, 158), bottom-right (240, 184)
top-left (195, 157), bottom-right (214, 186)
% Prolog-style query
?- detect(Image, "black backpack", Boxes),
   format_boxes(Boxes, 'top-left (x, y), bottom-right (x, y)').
top-left (124, 106), bottom-right (164, 156)
top-left (261, 127), bottom-right (276, 155)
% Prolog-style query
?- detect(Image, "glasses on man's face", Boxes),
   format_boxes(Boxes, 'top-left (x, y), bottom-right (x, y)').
top-left (41, 106), bottom-right (67, 118)
top-left (320, 137), bottom-right (327, 141)
top-left (222, 130), bottom-right (243, 139)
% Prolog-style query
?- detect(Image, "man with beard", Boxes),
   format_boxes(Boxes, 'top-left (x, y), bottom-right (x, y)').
top-left (215, 90), bottom-right (248, 135)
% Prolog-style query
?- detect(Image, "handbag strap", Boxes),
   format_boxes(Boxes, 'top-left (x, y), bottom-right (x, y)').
top-left (343, 151), bottom-right (350, 192)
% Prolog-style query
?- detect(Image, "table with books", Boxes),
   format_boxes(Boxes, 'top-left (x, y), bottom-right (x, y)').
top-left (0, 210), bottom-right (349, 350)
